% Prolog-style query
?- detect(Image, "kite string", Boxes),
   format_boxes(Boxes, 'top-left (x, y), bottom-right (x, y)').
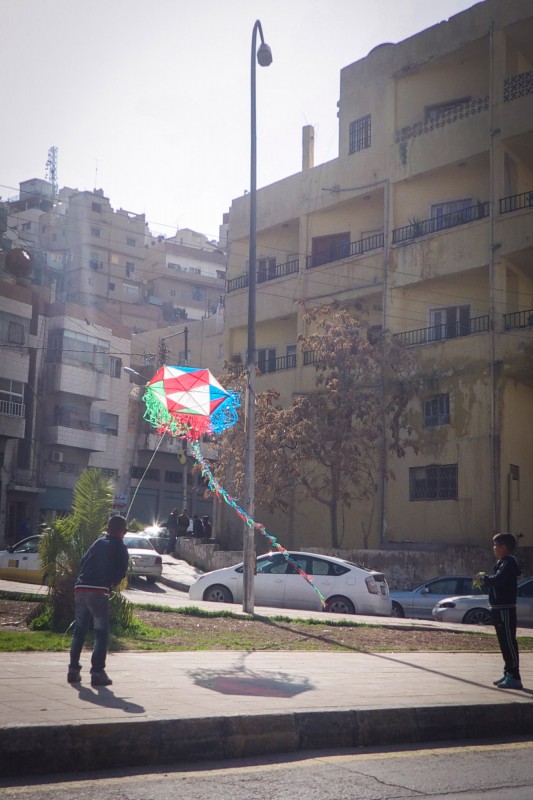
top-left (126, 431), bottom-right (167, 522)
top-left (189, 440), bottom-right (327, 608)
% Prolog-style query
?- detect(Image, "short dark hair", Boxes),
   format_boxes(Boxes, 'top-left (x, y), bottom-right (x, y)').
top-left (493, 532), bottom-right (517, 552)
top-left (108, 515), bottom-right (127, 536)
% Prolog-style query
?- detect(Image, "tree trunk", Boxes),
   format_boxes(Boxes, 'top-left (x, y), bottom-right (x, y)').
top-left (329, 500), bottom-right (339, 549)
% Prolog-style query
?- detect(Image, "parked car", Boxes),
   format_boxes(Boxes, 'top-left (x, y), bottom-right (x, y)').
top-left (0, 535), bottom-right (45, 584)
top-left (432, 577), bottom-right (533, 626)
top-left (389, 576), bottom-right (483, 619)
top-left (136, 526), bottom-right (170, 554)
top-left (189, 551), bottom-right (392, 616)
top-left (123, 535), bottom-right (163, 583)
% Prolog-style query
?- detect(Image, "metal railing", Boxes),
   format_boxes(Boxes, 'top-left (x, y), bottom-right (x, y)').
top-left (0, 399), bottom-right (25, 417)
top-left (306, 233), bottom-right (384, 269)
top-left (393, 315), bottom-right (489, 346)
top-left (392, 202), bottom-right (489, 244)
top-left (226, 258), bottom-right (299, 293)
top-left (503, 310), bottom-right (533, 331)
top-left (499, 190), bottom-right (533, 215)
top-left (258, 353), bottom-right (297, 373)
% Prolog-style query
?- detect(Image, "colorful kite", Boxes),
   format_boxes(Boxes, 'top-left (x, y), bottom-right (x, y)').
top-left (141, 364), bottom-right (326, 609)
top-left (143, 365), bottom-right (240, 439)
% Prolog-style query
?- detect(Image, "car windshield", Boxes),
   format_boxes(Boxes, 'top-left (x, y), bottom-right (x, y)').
top-left (124, 537), bottom-right (154, 550)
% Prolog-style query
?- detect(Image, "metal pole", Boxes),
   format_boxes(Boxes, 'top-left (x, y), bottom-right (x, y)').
top-left (243, 20), bottom-right (272, 614)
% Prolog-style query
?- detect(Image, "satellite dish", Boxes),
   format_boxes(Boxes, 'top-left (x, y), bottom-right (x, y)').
top-left (5, 248), bottom-right (33, 279)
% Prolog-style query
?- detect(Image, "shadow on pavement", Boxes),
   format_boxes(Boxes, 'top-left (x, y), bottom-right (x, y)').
top-left (70, 683), bottom-right (146, 714)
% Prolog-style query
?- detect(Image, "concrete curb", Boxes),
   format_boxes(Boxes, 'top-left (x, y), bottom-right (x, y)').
top-left (2, 703), bottom-right (533, 778)
top-left (158, 574), bottom-right (191, 594)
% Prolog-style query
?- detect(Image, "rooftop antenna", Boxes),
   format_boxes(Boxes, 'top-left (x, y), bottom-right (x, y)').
top-left (45, 146), bottom-right (58, 197)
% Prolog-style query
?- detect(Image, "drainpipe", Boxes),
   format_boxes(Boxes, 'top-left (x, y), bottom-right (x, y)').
top-left (379, 180), bottom-right (390, 547)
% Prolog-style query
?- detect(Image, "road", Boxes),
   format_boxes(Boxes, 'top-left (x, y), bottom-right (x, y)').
top-left (2, 739), bottom-right (532, 799)
top-left (123, 579), bottom-right (190, 608)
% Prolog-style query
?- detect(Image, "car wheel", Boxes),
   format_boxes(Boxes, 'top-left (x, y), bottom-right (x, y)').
top-left (325, 595), bottom-right (355, 614)
top-left (146, 575), bottom-right (157, 584)
top-left (391, 601), bottom-right (405, 618)
top-left (463, 608), bottom-right (492, 625)
top-left (203, 584), bottom-right (233, 603)
top-left (42, 574), bottom-right (49, 586)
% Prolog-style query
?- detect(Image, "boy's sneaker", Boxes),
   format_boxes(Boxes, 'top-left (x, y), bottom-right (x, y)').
top-left (67, 668), bottom-right (81, 684)
top-left (492, 674), bottom-right (507, 686)
top-left (90, 670), bottom-right (112, 687)
top-left (498, 675), bottom-right (523, 690)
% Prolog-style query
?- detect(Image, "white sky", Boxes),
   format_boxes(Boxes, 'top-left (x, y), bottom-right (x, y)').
top-left (1, 0), bottom-right (477, 242)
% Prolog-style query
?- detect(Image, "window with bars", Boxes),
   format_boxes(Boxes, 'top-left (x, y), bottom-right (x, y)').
top-left (424, 394), bottom-right (450, 426)
top-left (131, 466), bottom-right (160, 481)
top-left (349, 114), bottom-right (371, 154)
top-left (409, 464), bottom-right (458, 501)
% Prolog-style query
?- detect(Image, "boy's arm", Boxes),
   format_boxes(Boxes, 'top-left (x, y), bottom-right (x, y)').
top-left (482, 558), bottom-right (514, 589)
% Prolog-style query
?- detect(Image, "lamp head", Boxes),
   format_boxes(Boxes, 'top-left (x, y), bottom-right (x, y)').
top-left (257, 42), bottom-right (273, 67)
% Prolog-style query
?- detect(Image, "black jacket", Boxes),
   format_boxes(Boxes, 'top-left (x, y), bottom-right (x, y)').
top-left (75, 535), bottom-right (129, 594)
top-left (482, 555), bottom-right (521, 609)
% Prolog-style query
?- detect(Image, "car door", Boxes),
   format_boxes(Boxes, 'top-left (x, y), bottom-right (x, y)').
top-left (411, 577), bottom-right (470, 618)
top-left (517, 579), bottom-right (533, 626)
top-left (253, 553), bottom-right (290, 608)
top-left (0, 536), bottom-right (42, 583)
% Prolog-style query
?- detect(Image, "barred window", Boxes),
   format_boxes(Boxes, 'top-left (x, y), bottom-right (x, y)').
top-left (131, 466), bottom-right (160, 481)
top-left (409, 464), bottom-right (458, 501)
top-left (349, 115), bottom-right (371, 154)
top-left (424, 394), bottom-right (450, 426)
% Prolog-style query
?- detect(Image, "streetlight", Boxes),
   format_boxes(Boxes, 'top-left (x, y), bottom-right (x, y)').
top-left (158, 326), bottom-right (189, 367)
top-left (243, 20), bottom-right (273, 615)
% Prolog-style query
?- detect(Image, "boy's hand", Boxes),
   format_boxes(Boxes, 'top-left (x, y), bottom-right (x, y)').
top-left (473, 571), bottom-right (485, 589)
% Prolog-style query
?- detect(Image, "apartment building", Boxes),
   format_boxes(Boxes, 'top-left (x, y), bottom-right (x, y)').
top-left (224, 0), bottom-right (533, 550)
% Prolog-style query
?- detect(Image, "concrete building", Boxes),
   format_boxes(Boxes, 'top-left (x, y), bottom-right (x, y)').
top-left (224, 0), bottom-right (533, 550)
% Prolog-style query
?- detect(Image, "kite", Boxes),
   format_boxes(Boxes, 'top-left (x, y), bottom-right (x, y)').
top-left (140, 364), bottom-right (326, 609)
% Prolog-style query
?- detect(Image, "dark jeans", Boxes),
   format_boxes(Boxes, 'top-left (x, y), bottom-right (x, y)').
top-left (491, 606), bottom-right (520, 679)
top-left (69, 592), bottom-right (110, 673)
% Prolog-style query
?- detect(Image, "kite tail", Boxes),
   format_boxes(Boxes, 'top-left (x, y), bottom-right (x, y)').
top-left (189, 440), bottom-right (327, 609)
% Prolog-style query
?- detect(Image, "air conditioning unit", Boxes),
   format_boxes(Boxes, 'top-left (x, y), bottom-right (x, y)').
top-left (51, 451), bottom-right (64, 463)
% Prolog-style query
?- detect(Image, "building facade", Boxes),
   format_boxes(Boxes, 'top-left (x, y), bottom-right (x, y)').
top-left (224, 0), bottom-right (533, 550)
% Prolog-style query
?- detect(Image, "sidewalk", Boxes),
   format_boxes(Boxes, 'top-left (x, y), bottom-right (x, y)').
top-left (1, 562), bottom-right (533, 778)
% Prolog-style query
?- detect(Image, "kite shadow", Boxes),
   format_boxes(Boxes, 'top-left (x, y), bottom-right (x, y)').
top-left (189, 653), bottom-right (313, 698)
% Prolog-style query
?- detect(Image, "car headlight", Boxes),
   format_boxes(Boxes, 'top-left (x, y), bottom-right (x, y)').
top-left (437, 601), bottom-right (456, 609)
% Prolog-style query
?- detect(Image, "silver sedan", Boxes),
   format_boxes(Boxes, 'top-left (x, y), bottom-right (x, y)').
top-left (389, 575), bottom-right (483, 619)
top-left (432, 577), bottom-right (533, 626)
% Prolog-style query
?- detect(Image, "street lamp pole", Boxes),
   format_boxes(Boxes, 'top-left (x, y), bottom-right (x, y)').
top-left (243, 20), bottom-right (272, 614)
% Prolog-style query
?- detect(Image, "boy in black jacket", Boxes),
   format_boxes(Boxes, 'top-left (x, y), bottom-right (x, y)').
top-left (68, 515), bottom-right (129, 687)
top-left (476, 532), bottom-right (522, 690)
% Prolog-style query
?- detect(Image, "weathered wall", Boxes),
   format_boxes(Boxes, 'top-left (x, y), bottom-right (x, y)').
top-left (176, 537), bottom-right (533, 591)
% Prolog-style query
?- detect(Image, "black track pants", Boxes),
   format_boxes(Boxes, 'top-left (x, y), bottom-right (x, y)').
top-left (491, 606), bottom-right (520, 679)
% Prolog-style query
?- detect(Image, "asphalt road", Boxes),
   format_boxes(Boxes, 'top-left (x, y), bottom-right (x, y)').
top-left (2, 739), bottom-right (532, 799)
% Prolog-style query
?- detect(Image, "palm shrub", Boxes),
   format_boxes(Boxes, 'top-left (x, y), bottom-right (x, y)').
top-left (36, 469), bottom-right (133, 631)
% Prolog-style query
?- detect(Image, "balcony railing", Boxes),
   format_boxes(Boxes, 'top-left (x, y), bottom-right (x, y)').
top-left (226, 258), bottom-right (299, 293)
top-left (499, 190), bottom-right (533, 215)
top-left (393, 315), bottom-right (489, 346)
top-left (504, 310), bottom-right (533, 331)
top-left (306, 233), bottom-right (384, 269)
top-left (258, 354), bottom-right (297, 374)
top-left (303, 350), bottom-right (317, 366)
top-left (504, 70), bottom-right (533, 103)
top-left (0, 399), bottom-right (25, 417)
top-left (392, 202), bottom-right (489, 244)
top-left (395, 96), bottom-right (489, 143)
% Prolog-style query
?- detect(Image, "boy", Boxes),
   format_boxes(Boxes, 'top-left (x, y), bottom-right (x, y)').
top-left (476, 532), bottom-right (522, 690)
top-left (68, 515), bottom-right (129, 687)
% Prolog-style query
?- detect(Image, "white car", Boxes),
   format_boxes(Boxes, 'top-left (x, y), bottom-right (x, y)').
top-left (432, 577), bottom-right (533, 626)
top-left (123, 535), bottom-right (163, 584)
top-left (0, 535), bottom-right (45, 584)
top-left (189, 550), bottom-right (392, 616)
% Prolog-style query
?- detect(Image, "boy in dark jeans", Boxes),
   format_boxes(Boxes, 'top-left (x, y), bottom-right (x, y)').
top-left (476, 532), bottom-right (522, 690)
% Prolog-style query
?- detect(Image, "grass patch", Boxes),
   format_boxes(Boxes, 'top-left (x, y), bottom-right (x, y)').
top-left (0, 630), bottom-right (71, 652)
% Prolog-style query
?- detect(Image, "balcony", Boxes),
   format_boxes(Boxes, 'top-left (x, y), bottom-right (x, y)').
top-left (393, 315), bottom-right (489, 346)
top-left (140, 431), bottom-right (185, 454)
top-left (499, 190), bottom-right (533, 215)
top-left (306, 233), bottom-right (384, 269)
top-left (395, 96), bottom-right (489, 144)
top-left (504, 70), bottom-right (533, 103)
top-left (0, 399), bottom-right (25, 418)
top-left (503, 310), bottom-right (533, 331)
top-left (227, 353), bottom-right (297, 376)
top-left (392, 202), bottom-right (489, 245)
top-left (44, 423), bottom-right (108, 452)
top-left (226, 258), bottom-right (299, 293)
top-left (46, 362), bottom-right (110, 400)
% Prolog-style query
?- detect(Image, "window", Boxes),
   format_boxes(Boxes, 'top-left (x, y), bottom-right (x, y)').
top-left (286, 344), bottom-right (297, 368)
top-left (190, 267), bottom-right (202, 275)
top-left (430, 198), bottom-right (473, 230)
top-left (425, 97), bottom-right (471, 122)
top-left (109, 356), bottom-right (122, 378)
top-left (91, 227), bottom-right (101, 237)
top-left (102, 412), bottom-right (119, 435)
top-left (123, 282), bottom-right (139, 296)
top-left (7, 321), bottom-right (25, 345)
top-left (46, 329), bottom-right (110, 372)
top-left (257, 347), bottom-right (276, 373)
top-left (131, 466), bottom-right (160, 481)
top-left (192, 286), bottom-right (206, 301)
top-left (424, 394), bottom-right (450, 426)
top-left (169, 288), bottom-right (177, 297)
top-left (125, 261), bottom-right (135, 277)
top-left (89, 250), bottom-right (101, 269)
top-left (88, 277), bottom-right (95, 286)
top-left (349, 114), bottom-right (371, 154)
top-left (52, 232), bottom-right (57, 241)
top-left (310, 233), bottom-right (350, 268)
top-left (91, 202), bottom-right (102, 213)
top-left (22, 222), bottom-right (31, 231)
top-left (0, 378), bottom-right (24, 417)
top-left (108, 282), bottom-right (116, 291)
top-left (165, 470), bottom-right (183, 484)
top-left (409, 464), bottom-right (458, 501)
top-left (126, 237), bottom-right (136, 247)
top-left (430, 305), bottom-right (470, 340)
top-left (257, 257), bottom-right (277, 282)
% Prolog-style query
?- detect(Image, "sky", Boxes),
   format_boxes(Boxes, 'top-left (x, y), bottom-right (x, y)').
top-left (1, 0), bottom-right (477, 242)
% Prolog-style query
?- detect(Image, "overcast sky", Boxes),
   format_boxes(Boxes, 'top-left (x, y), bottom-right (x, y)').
top-left (1, 0), bottom-right (477, 241)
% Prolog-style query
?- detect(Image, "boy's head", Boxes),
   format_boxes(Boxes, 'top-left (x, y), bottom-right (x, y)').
top-left (107, 515), bottom-right (127, 538)
top-left (492, 532), bottom-right (517, 555)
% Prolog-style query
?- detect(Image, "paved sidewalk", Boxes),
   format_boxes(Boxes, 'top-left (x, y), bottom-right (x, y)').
top-left (1, 561), bottom-right (533, 778)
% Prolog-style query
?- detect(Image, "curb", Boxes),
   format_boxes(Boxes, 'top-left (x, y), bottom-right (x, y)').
top-left (158, 574), bottom-right (191, 594)
top-left (2, 703), bottom-right (533, 777)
